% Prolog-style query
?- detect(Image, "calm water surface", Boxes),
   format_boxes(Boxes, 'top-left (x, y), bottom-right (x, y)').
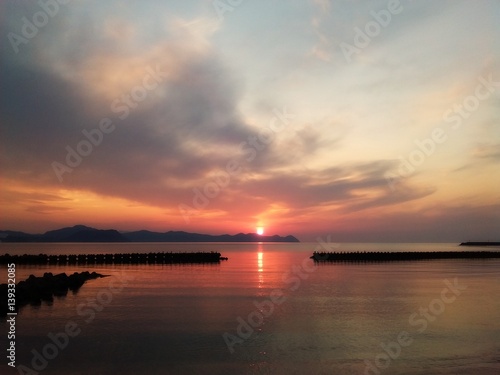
top-left (1, 243), bottom-right (499, 374)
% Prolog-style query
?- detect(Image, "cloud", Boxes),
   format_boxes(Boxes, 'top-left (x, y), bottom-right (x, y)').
top-left (453, 141), bottom-right (500, 173)
top-left (0, 189), bottom-right (72, 205)
top-left (220, 160), bottom-right (434, 215)
top-left (472, 143), bottom-right (500, 161)
top-left (0, 187), bottom-right (74, 219)
top-left (0, 9), bottom-right (279, 215)
top-left (25, 205), bottom-right (73, 215)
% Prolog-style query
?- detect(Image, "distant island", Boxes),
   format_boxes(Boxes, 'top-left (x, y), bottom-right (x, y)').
top-left (0, 225), bottom-right (300, 243)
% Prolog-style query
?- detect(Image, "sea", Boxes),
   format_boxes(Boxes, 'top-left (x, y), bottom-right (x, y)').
top-left (1, 242), bottom-right (499, 375)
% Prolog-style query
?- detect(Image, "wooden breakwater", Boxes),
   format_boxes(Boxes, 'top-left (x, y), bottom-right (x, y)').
top-left (0, 252), bottom-right (226, 265)
top-left (311, 251), bottom-right (500, 262)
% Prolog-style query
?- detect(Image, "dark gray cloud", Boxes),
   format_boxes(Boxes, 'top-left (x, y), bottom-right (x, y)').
top-left (0, 33), bottom-right (434, 219)
top-left (215, 160), bottom-right (434, 215)
top-left (0, 7), bottom-right (286, 213)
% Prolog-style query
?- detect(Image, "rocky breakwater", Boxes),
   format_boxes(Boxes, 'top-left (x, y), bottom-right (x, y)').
top-left (311, 251), bottom-right (500, 262)
top-left (0, 252), bottom-right (226, 265)
top-left (1, 272), bottom-right (105, 317)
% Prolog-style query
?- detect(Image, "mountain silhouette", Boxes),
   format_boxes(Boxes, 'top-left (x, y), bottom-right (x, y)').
top-left (0, 225), bottom-right (299, 243)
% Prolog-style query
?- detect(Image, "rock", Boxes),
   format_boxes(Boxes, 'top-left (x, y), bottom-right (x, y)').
top-left (1, 271), bottom-right (106, 318)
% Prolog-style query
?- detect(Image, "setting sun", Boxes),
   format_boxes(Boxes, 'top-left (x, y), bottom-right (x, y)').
top-left (256, 227), bottom-right (264, 235)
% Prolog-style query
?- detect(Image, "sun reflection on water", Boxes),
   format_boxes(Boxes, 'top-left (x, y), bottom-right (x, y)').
top-left (257, 243), bottom-right (264, 287)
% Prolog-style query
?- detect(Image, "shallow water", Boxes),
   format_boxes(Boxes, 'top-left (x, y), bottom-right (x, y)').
top-left (1, 243), bottom-right (499, 374)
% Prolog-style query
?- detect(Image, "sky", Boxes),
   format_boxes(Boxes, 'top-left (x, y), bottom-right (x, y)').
top-left (0, 0), bottom-right (499, 242)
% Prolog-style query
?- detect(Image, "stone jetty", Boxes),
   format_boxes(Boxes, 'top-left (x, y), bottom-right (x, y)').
top-left (0, 252), bottom-right (226, 265)
top-left (459, 242), bottom-right (500, 247)
top-left (311, 251), bottom-right (500, 262)
top-left (1, 271), bottom-right (105, 317)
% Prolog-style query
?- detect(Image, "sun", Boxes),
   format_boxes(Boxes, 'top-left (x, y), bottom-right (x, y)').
top-left (256, 227), bottom-right (264, 235)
